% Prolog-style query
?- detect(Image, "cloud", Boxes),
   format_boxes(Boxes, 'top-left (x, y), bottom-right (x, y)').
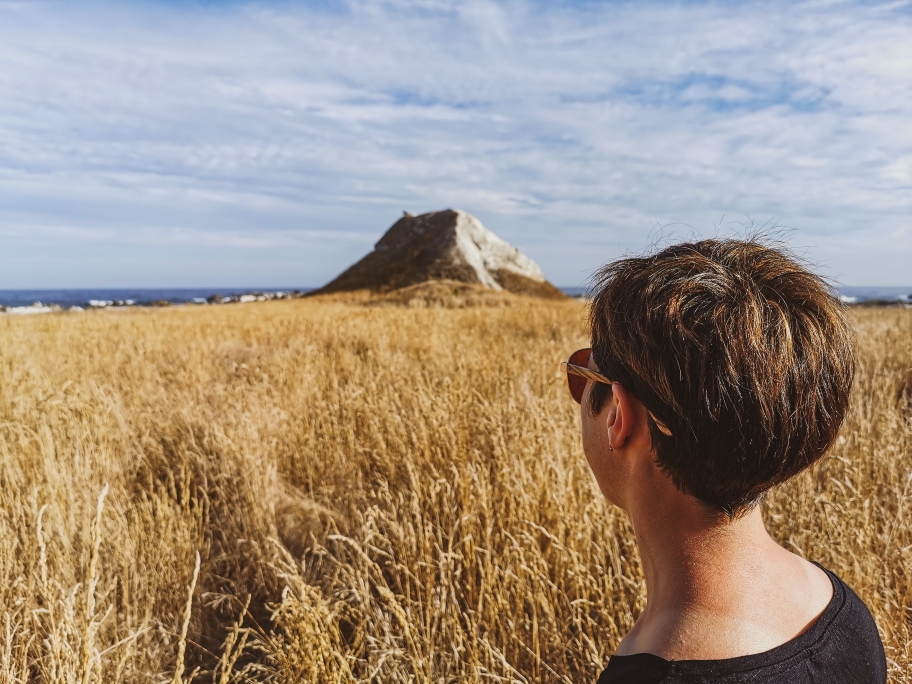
top-left (0, 0), bottom-right (910, 287)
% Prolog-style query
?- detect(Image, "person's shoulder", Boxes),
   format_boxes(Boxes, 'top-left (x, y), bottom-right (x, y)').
top-left (815, 566), bottom-right (886, 679)
top-left (594, 566), bottom-right (885, 684)
top-left (596, 653), bottom-right (670, 684)
top-left (823, 566), bottom-right (879, 631)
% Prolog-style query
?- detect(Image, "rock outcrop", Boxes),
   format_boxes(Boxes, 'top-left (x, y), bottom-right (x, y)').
top-left (315, 209), bottom-right (564, 299)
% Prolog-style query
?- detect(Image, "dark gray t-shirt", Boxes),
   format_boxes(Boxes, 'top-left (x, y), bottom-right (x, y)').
top-left (597, 565), bottom-right (886, 684)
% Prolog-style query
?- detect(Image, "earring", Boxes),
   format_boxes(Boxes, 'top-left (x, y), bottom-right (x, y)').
top-left (609, 444), bottom-right (614, 452)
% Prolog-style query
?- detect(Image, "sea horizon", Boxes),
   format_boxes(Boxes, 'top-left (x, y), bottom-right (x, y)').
top-left (1, 285), bottom-right (910, 310)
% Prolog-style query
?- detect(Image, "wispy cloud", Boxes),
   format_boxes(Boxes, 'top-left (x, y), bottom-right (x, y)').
top-left (0, 0), bottom-right (910, 287)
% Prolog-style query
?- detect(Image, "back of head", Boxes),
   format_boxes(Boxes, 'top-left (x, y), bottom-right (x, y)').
top-left (589, 238), bottom-right (855, 517)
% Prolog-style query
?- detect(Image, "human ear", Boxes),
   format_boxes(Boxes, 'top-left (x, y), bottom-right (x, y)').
top-left (607, 383), bottom-right (637, 450)
top-left (605, 406), bottom-right (618, 430)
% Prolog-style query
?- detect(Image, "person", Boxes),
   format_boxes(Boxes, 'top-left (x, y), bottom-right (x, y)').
top-left (560, 239), bottom-right (886, 683)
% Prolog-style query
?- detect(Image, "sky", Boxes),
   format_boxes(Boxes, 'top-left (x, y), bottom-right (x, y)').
top-left (1, 0), bottom-right (910, 289)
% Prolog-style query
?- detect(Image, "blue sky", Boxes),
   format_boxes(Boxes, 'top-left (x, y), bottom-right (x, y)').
top-left (1, 0), bottom-right (910, 288)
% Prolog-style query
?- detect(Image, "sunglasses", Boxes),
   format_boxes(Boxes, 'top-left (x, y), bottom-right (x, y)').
top-left (560, 348), bottom-right (673, 437)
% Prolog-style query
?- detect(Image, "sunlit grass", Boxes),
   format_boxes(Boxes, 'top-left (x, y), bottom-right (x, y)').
top-left (0, 300), bottom-right (909, 682)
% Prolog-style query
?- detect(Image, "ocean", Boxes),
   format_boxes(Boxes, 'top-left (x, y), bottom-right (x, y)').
top-left (0, 285), bottom-right (909, 310)
top-left (0, 288), bottom-right (310, 309)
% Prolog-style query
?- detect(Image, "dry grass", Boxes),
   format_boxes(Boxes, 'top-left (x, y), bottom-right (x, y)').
top-left (0, 298), bottom-right (909, 682)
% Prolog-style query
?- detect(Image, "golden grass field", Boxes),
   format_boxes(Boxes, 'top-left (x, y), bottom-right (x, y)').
top-left (0, 296), bottom-right (910, 683)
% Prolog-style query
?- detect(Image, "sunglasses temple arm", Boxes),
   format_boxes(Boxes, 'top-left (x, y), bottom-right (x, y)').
top-left (562, 362), bottom-right (674, 437)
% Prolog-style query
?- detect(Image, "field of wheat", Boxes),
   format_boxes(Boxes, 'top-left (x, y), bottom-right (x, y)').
top-left (0, 296), bottom-right (909, 683)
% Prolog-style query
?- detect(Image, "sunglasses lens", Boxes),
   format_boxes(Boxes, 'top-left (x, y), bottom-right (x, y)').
top-left (567, 348), bottom-right (592, 404)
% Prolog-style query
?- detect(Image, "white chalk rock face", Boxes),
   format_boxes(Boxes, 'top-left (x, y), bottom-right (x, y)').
top-left (451, 211), bottom-right (545, 290)
top-left (317, 209), bottom-right (563, 299)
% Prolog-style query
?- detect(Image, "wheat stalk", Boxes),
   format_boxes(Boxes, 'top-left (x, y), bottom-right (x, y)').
top-left (80, 484), bottom-right (108, 684)
top-left (171, 551), bottom-right (201, 684)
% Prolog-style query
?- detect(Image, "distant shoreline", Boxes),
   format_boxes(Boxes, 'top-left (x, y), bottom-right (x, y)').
top-left (1, 285), bottom-right (910, 314)
top-left (0, 289), bottom-right (310, 315)
top-left (0, 288), bottom-right (313, 312)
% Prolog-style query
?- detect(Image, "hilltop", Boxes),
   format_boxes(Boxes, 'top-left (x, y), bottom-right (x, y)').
top-left (313, 209), bottom-right (565, 300)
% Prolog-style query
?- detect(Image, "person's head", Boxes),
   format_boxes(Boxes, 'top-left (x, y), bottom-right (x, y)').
top-left (581, 238), bottom-right (855, 518)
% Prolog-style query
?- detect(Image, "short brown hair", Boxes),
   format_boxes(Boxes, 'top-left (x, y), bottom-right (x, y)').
top-left (589, 238), bottom-right (855, 516)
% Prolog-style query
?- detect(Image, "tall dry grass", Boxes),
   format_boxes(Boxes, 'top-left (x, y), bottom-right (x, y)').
top-left (0, 299), bottom-right (909, 682)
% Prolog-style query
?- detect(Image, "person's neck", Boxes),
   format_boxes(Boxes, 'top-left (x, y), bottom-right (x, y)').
top-left (632, 493), bottom-right (774, 616)
top-left (614, 464), bottom-right (797, 659)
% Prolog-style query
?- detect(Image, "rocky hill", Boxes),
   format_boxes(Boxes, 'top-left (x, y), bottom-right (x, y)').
top-left (313, 209), bottom-right (565, 299)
